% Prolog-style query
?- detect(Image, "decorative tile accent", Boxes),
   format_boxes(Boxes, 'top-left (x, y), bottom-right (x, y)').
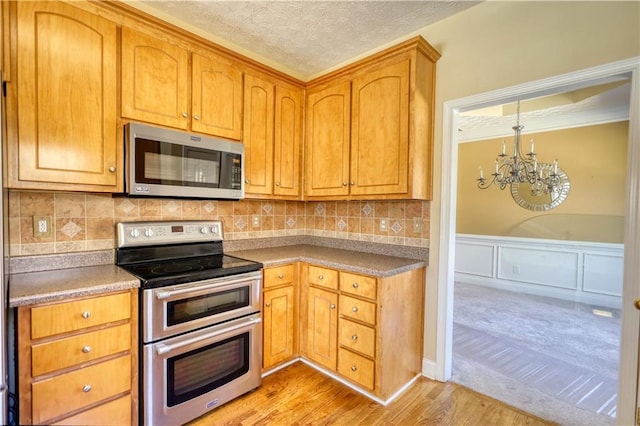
top-left (118, 199), bottom-right (136, 214)
top-left (362, 203), bottom-right (373, 217)
top-left (315, 203), bottom-right (325, 216)
top-left (391, 221), bottom-right (403, 235)
top-left (60, 220), bottom-right (82, 238)
top-left (337, 218), bottom-right (347, 231)
top-left (286, 217), bottom-right (296, 228)
top-left (235, 217), bottom-right (247, 230)
top-left (203, 202), bottom-right (216, 214)
top-left (262, 203), bottom-right (273, 214)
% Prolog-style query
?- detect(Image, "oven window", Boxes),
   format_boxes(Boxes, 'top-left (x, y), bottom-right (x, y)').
top-left (167, 332), bottom-right (250, 407)
top-left (135, 138), bottom-right (221, 187)
top-left (167, 287), bottom-right (250, 326)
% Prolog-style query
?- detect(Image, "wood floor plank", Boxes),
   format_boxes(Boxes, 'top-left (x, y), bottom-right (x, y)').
top-left (187, 362), bottom-right (555, 425)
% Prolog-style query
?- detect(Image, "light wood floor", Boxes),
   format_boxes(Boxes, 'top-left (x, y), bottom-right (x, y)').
top-left (188, 362), bottom-right (555, 425)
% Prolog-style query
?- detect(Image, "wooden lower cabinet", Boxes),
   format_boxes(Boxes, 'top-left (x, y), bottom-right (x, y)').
top-left (301, 264), bottom-right (425, 400)
top-left (17, 290), bottom-right (138, 425)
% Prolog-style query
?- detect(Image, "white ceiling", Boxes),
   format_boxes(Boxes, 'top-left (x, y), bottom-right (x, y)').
top-left (130, 0), bottom-right (479, 80)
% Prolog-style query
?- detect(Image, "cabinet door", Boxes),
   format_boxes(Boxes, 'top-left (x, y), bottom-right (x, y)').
top-left (192, 53), bottom-right (243, 140)
top-left (243, 74), bottom-right (274, 195)
top-left (350, 59), bottom-right (410, 195)
top-left (273, 85), bottom-right (303, 197)
top-left (306, 287), bottom-right (338, 370)
top-left (263, 286), bottom-right (295, 369)
top-left (121, 27), bottom-right (189, 130)
top-left (15, 1), bottom-right (117, 187)
top-left (305, 82), bottom-right (351, 197)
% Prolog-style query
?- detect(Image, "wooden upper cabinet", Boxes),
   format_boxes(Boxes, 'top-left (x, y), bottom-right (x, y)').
top-left (273, 85), bottom-right (303, 197)
top-left (350, 60), bottom-right (410, 196)
top-left (243, 73), bottom-right (275, 195)
top-left (191, 53), bottom-right (243, 140)
top-left (121, 27), bottom-right (190, 130)
top-left (9, 1), bottom-right (119, 191)
top-left (304, 82), bottom-right (351, 197)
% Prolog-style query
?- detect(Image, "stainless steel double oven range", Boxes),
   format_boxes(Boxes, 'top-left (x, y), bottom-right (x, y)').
top-left (116, 220), bottom-right (263, 425)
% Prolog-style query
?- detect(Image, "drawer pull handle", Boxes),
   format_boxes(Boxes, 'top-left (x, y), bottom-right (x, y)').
top-left (330, 304), bottom-right (336, 310)
top-left (82, 385), bottom-right (92, 393)
top-left (352, 306), bottom-right (358, 313)
top-left (351, 334), bottom-right (358, 341)
top-left (265, 303), bottom-right (271, 307)
top-left (351, 365), bottom-right (357, 372)
top-left (81, 311), bottom-right (91, 319)
top-left (352, 282), bottom-right (359, 288)
top-left (318, 275), bottom-right (324, 280)
top-left (278, 274), bottom-right (284, 279)
top-left (82, 346), bottom-right (91, 354)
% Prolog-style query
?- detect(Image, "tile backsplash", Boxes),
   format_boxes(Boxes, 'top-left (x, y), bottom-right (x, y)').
top-left (8, 191), bottom-right (430, 256)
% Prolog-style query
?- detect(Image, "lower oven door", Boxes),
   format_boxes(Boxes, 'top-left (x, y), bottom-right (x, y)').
top-left (143, 313), bottom-right (262, 426)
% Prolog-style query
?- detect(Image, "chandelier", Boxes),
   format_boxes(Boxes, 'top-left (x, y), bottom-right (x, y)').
top-left (476, 101), bottom-right (565, 198)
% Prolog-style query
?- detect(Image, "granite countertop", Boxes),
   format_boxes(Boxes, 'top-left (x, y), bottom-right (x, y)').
top-left (228, 244), bottom-right (425, 277)
top-left (9, 265), bottom-right (139, 308)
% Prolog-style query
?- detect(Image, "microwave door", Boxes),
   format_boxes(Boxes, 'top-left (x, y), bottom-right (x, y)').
top-left (183, 147), bottom-right (221, 188)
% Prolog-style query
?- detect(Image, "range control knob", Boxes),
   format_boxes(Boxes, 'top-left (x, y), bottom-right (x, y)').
top-left (129, 228), bottom-right (140, 238)
top-left (144, 228), bottom-right (154, 238)
top-left (200, 227), bottom-right (209, 234)
top-left (211, 225), bottom-right (220, 235)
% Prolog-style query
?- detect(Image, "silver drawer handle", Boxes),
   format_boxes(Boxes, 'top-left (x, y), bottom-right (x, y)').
top-left (352, 306), bottom-right (358, 313)
top-left (318, 275), bottom-right (324, 280)
top-left (82, 385), bottom-right (92, 393)
top-left (278, 274), bottom-right (284, 279)
top-left (352, 282), bottom-right (359, 288)
top-left (330, 304), bottom-right (336, 309)
top-left (81, 311), bottom-right (91, 319)
top-left (351, 365), bottom-right (357, 372)
top-left (351, 334), bottom-right (358, 341)
top-left (82, 346), bottom-right (91, 354)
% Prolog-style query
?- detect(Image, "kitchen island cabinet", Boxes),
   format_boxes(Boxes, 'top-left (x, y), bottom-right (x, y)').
top-left (16, 289), bottom-right (139, 425)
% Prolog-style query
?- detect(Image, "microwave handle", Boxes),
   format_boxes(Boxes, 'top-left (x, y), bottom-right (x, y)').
top-left (155, 317), bottom-right (262, 356)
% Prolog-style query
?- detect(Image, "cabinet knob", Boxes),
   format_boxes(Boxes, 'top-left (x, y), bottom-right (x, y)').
top-left (350, 181), bottom-right (355, 186)
top-left (108, 166), bottom-right (116, 173)
top-left (330, 304), bottom-right (336, 309)
top-left (82, 385), bottom-right (92, 393)
top-left (351, 365), bottom-right (357, 372)
top-left (182, 112), bottom-right (188, 118)
top-left (342, 182), bottom-right (348, 186)
top-left (318, 275), bottom-right (324, 280)
top-left (82, 345), bottom-right (91, 354)
top-left (351, 334), bottom-right (358, 341)
top-left (278, 274), bottom-right (284, 279)
top-left (265, 302), bottom-right (271, 307)
top-left (352, 306), bottom-right (358, 313)
top-left (635, 299), bottom-right (640, 310)
top-left (245, 179), bottom-right (250, 184)
top-left (275, 182), bottom-right (280, 187)
top-left (81, 311), bottom-right (91, 319)
top-left (194, 114), bottom-right (200, 120)
top-left (352, 282), bottom-right (359, 289)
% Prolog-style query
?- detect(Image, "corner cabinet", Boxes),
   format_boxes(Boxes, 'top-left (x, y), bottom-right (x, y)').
top-left (4, 1), bottom-right (120, 192)
top-left (17, 290), bottom-right (138, 425)
top-left (300, 263), bottom-right (425, 401)
top-left (305, 36), bottom-right (440, 201)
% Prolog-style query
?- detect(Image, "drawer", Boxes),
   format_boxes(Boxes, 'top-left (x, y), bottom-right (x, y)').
top-left (307, 265), bottom-right (338, 290)
top-left (31, 292), bottom-right (131, 339)
top-left (339, 271), bottom-right (376, 300)
top-left (32, 355), bottom-right (131, 424)
top-left (338, 348), bottom-right (375, 390)
top-left (32, 324), bottom-right (131, 376)
top-left (52, 394), bottom-right (131, 426)
top-left (338, 319), bottom-right (375, 358)
top-left (339, 294), bottom-right (376, 326)
top-left (264, 264), bottom-right (296, 288)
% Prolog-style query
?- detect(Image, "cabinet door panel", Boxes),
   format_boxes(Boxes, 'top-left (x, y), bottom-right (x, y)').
top-left (351, 60), bottom-right (409, 195)
top-left (121, 27), bottom-right (189, 129)
top-left (192, 53), bottom-right (243, 140)
top-left (263, 286), bottom-right (295, 368)
top-left (243, 74), bottom-right (274, 195)
top-left (305, 82), bottom-right (351, 197)
top-left (306, 287), bottom-right (338, 370)
top-left (16, 1), bottom-right (117, 186)
top-left (273, 85), bottom-right (303, 197)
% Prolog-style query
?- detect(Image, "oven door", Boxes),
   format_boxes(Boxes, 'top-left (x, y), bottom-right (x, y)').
top-left (143, 271), bottom-right (262, 344)
top-left (143, 314), bottom-right (262, 426)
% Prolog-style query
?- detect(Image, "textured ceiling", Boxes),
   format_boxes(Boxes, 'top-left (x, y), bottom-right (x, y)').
top-left (134, 0), bottom-right (479, 80)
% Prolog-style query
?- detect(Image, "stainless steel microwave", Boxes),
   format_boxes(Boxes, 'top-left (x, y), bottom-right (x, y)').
top-left (124, 122), bottom-right (244, 199)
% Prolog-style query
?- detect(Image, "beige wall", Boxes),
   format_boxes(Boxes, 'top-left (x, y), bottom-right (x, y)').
top-left (418, 1), bottom-right (640, 363)
top-left (7, 193), bottom-right (429, 256)
top-left (457, 121), bottom-right (628, 242)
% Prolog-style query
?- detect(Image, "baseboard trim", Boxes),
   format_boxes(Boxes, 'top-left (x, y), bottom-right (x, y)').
top-left (262, 357), bottom-right (300, 378)
top-left (422, 358), bottom-right (437, 380)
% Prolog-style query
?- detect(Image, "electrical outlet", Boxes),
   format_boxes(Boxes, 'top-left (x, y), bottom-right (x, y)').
top-left (379, 218), bottom-right (388, 232)
top-left (33, 216), bottom-right (52, 238)
top-left (412, 217), bottom-right (423, 234)
top-left (252, 215), bottom-right (260, 228)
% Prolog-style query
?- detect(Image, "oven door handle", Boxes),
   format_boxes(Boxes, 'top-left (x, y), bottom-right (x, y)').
top-left (155, 317), bottom-right (262, 356)
top-left (154, 273), bottom-right (261, 300)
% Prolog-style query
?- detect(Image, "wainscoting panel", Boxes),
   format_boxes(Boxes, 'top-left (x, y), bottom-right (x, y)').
top-left (455, 234), bottom-right (623, 308)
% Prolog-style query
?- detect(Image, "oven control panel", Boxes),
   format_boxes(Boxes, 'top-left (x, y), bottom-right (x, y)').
top-left (117, 220), bottom-right (223, 247)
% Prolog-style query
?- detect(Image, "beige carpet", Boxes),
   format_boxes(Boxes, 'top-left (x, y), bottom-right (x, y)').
top-left (451, 282), bottom-right (620, 426)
